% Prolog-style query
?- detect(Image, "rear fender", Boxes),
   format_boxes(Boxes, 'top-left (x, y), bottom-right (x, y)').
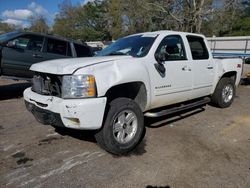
top-left (212, 58), bottom-right (242, 93)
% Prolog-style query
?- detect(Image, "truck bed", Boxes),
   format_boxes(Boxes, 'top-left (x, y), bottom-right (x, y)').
top-left (213, 52), bottom-right (250, 78)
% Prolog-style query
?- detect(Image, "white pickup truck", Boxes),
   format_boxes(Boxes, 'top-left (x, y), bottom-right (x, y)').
top-left (24, 31), bottom-right (243, 155)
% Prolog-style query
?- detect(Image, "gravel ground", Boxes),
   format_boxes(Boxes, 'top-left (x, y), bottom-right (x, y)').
top-left (0, 78), bottom-right (250, 188)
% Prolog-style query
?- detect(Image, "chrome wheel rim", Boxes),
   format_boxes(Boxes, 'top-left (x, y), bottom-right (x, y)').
top-left (222, 84), bottom-right (233, 103)
top-left (113, 110), bottom-right (138, 144)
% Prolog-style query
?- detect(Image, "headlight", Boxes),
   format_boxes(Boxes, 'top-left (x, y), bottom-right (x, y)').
top-left (62, 75), bottom-right (96, 98)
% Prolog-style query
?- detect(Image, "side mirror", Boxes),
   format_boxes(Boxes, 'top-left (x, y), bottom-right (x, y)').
top-left (155, 52), bottom-right (166, 63)
top-left (6, 40), bottom-right (17, 48)
top-left (154, 52), bottom-right (166, 77)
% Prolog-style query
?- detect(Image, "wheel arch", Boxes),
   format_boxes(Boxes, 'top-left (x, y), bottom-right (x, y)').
top-left (220, 71), bottom-right (237, 84)
top-left (212, 71), bottom-right (237, 95)
top-left (105, 82), bottom-right (147, 112)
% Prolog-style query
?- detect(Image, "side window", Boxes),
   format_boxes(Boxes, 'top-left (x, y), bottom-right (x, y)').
top-left (74, 43), bottom-right (93, 57)
top-left (187, 36), bottom-right (209, 60)
top-left (8, 35), bottom-right (44, 51)
top-left (47, 38), bottom-right (67, 56)
top-left (155, 35), bottom-right (187, 61)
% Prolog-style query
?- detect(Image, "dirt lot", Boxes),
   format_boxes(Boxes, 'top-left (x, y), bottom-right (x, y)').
top-left (0, 78), bottom-right (250, 188)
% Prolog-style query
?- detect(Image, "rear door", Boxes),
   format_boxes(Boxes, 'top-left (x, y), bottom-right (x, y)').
top-left (42, 37), bottom-right (72, 61)
top-left (186, 36), bottom-right (215, 98)
top-left (1, 34), bottom-right (44, 78)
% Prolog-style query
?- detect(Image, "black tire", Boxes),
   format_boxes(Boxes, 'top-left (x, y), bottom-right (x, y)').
top-left (95, 98), bottom-right (144, 155)
top-left (211, 77), bottom-right (235, 108)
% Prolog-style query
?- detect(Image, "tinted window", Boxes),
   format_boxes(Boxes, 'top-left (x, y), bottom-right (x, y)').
top-left (47, 38), bottom-right (67, 56)
top-left (8, 34), bottom-right (44, 51)
top-left (187, 36), bottom-right (209, 60)
top-left (156, 35), bottom-right (187, 61)
top-left (74, 43), bottom-right (93, 57)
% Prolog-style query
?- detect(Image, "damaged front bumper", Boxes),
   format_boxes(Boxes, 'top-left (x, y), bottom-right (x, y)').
top-left (24, 88), bottom-right (107, 130)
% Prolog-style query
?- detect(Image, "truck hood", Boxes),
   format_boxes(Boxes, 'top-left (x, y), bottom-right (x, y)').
top-left (30, 56), bottom-right (133, 75)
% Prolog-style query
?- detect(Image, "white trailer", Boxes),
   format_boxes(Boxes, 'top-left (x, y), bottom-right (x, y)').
top-left (207, 36), bottom-right (250, 54)
top-left (207, 36), bottom-right (250, 77)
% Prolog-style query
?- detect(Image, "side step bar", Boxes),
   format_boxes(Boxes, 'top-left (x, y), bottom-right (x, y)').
top-left (144, 97), bottom-right (211, 118)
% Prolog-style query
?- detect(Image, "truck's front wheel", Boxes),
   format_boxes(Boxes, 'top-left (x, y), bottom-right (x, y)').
top-left (211, 77), bottom-right (235, 108)
top-left (95, 98), bottom-right (144, 155)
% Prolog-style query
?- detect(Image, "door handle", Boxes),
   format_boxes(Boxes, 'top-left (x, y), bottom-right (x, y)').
top-left (33, 54), bottom-right (43, 58)
top-left (207, 65), bottom-right (213, 69)
top-left (182, 66), bottom-right (191, 71)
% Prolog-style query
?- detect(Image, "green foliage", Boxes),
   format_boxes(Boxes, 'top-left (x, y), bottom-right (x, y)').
top-left (2, 0), bottom-right (249, 39)
top-left (0, 22), bottom-right (15, 34)
top-left (201, 0), bottom-right (245, 37)
top-left (108, 0), bottom-right (123, 39)
top-left (228, 6), bottom-right (250, 36)
top-left (53, 0), bottom-right (111, 41)
top-left (52, 0), bottom-right (76, 39)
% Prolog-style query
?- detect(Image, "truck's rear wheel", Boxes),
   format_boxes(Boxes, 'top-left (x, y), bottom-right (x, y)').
top-left (95, 98), bottom-right (144, 155)
top-left (211, 77), bottom-right (235, 108)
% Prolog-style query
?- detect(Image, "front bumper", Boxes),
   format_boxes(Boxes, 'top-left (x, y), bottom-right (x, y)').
top-left (24, 88), bottom-right (107, 130)
top-left (25, 101), bottom-right (65, 127)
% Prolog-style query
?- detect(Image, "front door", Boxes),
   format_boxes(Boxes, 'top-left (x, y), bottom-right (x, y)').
top-left (1, 34), bottom-right (45, 78)
top-left (149, 35), bottom-right (193, 109)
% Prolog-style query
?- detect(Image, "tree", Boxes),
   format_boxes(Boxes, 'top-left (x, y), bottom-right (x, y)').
top-left (0, 21), bottom-right (15, 34)
top-left (228, 4), bottom-right (250, 36)
top-left (144, 0), bottom-right (214, 33)
top-left (29, 17), bottom-right (49, 33)
top-left (201, 0), bottom-right (245, 36)
top-left (74, 0), bottom-right (111, 41)
top-left (122, 0), bottom-right (152, 34)
top-left (53, 0), bottom-right (111, 41)
top-left (108, 0), bottom-right (123, 39)
top-left (51, 0), bottom-right (250, 40)
top-left (107, 0), bottom-right (154, 39)
top-left (53, 0), bottom-right (76, 38)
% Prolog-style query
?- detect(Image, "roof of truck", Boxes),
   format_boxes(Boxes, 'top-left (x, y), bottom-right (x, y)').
top-left (129, 30), bottom-right (205, 38)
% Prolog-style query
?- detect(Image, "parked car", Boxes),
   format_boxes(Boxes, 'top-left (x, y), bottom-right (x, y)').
top-left (24, 30), bottom-right (243, 155)
top-left (0, 31), bottom-right (93, 80)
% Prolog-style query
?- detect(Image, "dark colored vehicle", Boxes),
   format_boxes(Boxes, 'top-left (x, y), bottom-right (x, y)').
top-left (0, 31), bottom-right (93, 79)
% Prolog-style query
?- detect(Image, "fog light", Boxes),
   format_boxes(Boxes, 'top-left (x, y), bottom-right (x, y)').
top-left (65, 117), bottom-right (80, 125)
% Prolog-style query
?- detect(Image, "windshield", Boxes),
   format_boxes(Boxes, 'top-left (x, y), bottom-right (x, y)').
top-left (0, 31), bottom-right (19, 43)
top-left (96, 34), bottom-right (158, 57)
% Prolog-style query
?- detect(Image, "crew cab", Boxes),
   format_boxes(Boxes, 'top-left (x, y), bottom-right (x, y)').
top-left (0, 31), bottom-right (93, 80)
top-left (24, 31), bottom-right (243, 155)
